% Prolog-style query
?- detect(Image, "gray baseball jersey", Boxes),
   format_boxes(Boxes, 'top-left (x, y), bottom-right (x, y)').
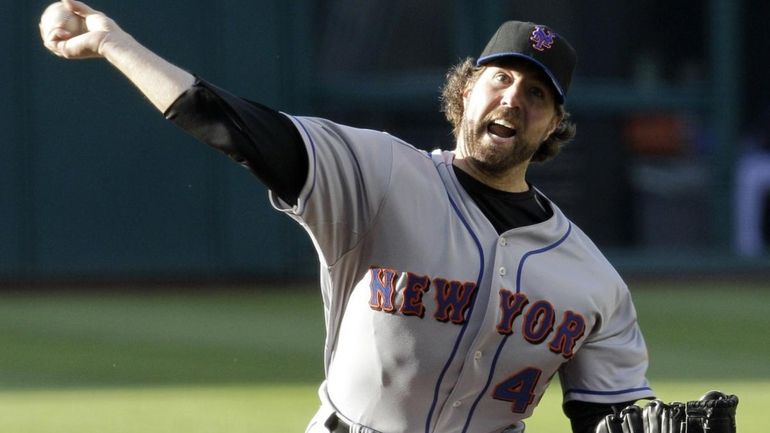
top-left (270, 116), bottom-right (654, 433)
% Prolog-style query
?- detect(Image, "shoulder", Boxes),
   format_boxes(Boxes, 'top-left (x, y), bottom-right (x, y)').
top-left (538, 196), bottom-right (626, 287)
top-left (287, 115), bottom-right (436, 172)
top-left (285, 116), bottom-right (402, 148)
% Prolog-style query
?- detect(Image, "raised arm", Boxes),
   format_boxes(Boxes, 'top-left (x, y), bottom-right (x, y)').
top-left (39, 0), bottom-right (309, 205)
top-left (39, 0), bottom-right (194, 113)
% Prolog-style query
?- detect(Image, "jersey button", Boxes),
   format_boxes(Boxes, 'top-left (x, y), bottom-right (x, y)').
top-left (498, 267), bottom-right (507, 276)
top-left (474, 351), bottom-right (482, 360)
top-left (452, 400), bottom-right (463, 408)
top-left (499, 238), bottom-right (508, 247)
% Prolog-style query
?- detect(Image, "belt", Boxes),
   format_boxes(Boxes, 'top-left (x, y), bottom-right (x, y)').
top-left (325, 413), bottom-right (350, 433)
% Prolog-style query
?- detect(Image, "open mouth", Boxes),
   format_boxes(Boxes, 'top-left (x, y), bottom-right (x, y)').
top-left (487, 120), bottom-right (517, 139)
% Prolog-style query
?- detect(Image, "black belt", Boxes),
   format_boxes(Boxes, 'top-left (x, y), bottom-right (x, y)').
top-left (325, 413), bottom-right (350, 433)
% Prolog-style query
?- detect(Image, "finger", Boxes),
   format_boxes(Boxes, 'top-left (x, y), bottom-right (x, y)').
top-left (53, 38), bottom-right (86, 59)
top-left (43, 38), bottom-right (66, 58)
top-left (46, 27), bottom-right (73, 42)
top-left (43, 34), bottom-right (68, 57)
top-left (40, 17), bottom-right (72, 45)
top-left (62, 0), bottom-right (99, 18)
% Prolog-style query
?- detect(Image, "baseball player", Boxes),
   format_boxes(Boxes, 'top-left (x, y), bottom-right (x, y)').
top-left (40, 2), bottom-right (657, 432)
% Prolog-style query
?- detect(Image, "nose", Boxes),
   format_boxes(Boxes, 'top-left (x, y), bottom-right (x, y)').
top-left (500, 81), bottom-right (524, 108)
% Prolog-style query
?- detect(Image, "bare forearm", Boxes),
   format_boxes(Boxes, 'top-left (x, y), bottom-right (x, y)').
top-left (100, 32), bottom-right (194, 113)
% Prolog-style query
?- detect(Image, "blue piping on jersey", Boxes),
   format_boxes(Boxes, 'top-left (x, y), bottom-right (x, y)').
top-left (461, 223), bottom-right (573, 433)
top-left (563, 386), bottom-right (653, 397)
top-left (424, 179), bottom-right (486, 433)
top-left (515, 223), bottom-right (572, 294)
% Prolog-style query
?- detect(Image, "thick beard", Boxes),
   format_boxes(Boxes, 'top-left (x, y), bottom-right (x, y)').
top-left (459, 113), bottom-right (538, 176)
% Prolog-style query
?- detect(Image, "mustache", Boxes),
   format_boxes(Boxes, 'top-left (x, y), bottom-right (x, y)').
top-left (482, 106), bottom-right (520, 127)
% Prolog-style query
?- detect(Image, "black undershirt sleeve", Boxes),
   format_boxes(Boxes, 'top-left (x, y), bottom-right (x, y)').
top-left (164, 78), bottom-right (308, 205)
top-left (564, 400), bottom-right (636, 433)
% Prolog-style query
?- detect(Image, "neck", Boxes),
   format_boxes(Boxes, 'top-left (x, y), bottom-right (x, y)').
top-left (452, 155), bottom-right (530, 193)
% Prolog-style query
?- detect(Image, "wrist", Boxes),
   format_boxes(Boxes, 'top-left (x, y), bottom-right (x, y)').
top-left (98, 29), bottom-right (137, 59)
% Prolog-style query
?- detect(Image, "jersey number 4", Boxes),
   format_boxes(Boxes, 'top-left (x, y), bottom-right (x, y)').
top-left (492, 367), bottom-right (542, 413)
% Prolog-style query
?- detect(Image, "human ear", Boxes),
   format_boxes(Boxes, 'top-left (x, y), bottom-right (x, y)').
top-left (546, 113), bottom-right (562, 137)
top-left (462, 85), bottom-right (472, 108)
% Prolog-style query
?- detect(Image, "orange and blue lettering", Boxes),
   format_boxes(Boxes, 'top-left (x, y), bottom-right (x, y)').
top-left (368, 267), bottom-right (397, 313)
top-left (492, 367), bottom-right (542, 413)
top-left (522, 300), bottom-right (555, 344)
top-left (548, 310), bottom-right (586, 358)
top-left (399, 272), bottom-right (431, 318)
top-left (496, 289), bottom-right (529, 335)
top-left (432, 278), bottom-right (477, 324)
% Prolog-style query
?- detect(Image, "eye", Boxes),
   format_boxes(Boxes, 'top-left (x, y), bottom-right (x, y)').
top-left (529, 86), bottom-right (546, 99)
top-left (493, 71), bottom-right (511, 84)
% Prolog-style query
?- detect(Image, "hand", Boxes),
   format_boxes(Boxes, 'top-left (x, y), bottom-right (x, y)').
top-left (39, 0), bottom-right (195, 112)
top-left (39, 0), bottom-right (126, 59)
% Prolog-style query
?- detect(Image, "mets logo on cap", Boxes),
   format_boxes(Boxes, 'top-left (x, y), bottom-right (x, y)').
top-left (530, 25), bottom-right (555, 51)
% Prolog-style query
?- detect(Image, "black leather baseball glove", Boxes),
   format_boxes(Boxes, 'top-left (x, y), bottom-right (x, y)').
top-left (594, 390), bottom-right (738, 433)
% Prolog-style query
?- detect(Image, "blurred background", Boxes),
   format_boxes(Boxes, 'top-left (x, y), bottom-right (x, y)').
top-left (3, 0), bottom-right (770, 284)
top-left (1, 2), bottom-right (768, 432)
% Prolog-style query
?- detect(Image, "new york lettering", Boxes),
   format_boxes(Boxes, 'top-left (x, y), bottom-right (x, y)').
top-left (368, 267), bottom-right (476, 323)
top-left (367, 267), bottom-right (587, 359)
top-left (496, 288), bottom-right (586, 359)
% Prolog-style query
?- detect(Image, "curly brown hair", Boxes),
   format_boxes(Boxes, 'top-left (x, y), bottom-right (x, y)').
top-left (439, 57), bottom-right (576, 163)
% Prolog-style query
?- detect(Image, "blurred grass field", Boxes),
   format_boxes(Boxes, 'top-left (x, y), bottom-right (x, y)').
top-left (0, 280), bottom-right (767, 432)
